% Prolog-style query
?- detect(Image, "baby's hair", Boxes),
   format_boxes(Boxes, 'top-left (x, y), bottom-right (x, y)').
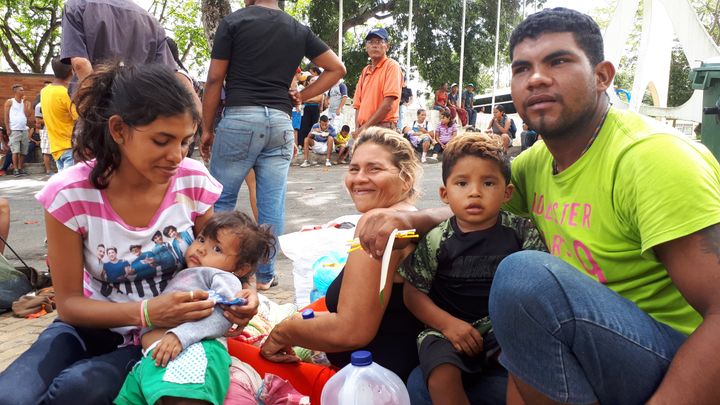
top-left (200, 212), bottom-right (276, 274)
top-left (441, 132), bottom-right (511, 185)
top-left (73, 62), bottom-right (200, 189)
top-left (354, 127), bottom-right (422, 202)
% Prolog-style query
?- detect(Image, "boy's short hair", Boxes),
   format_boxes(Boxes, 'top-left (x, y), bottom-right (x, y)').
top-left (441, 133), bottom-right (511, 185)
top-left (417, 108), bottom-right (426, 115)
top-left (11, 84), bottom-right (22, 92)
top-left (341, 125), bottom-right (350, 132)
top-left (319, 115), bottom-right (329, 122)
top-left (51, 57), bottom-right (73, 79)
top-left (200, 211), bottom-right (276, 274)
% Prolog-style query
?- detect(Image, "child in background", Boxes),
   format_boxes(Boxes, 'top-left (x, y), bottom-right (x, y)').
top-left (431, 109), bottom-right (458, 160)
top-left (335, 125), bottom-right (352, 164)
top-left (412, 109), bottom-right (432, 137)
top-left (401, 126), bottom-right (439, 163)
top-left (35, 106), bottom-right (53, 175)
top-left (115, 212), bottom-right (275, 405)
top-left (399, 133), bottom-right (546, 404)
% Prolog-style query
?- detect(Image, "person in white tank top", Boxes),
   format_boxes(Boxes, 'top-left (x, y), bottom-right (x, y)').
top-left (3, 84), bottom-right (32, 176)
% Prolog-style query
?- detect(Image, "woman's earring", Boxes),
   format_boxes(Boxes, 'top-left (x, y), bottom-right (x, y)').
top-left (116, 138), bottom-right (124, 145)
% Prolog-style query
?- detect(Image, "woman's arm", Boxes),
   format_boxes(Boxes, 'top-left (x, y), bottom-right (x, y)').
top-left (261, 244), bottom-right (410, 362)
top-left (47, 211), bottom-right (214, 329)
top-left (499, 117), bottom-right (511, 134)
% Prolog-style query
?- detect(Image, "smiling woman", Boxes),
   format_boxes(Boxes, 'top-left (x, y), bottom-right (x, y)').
top-left (261, 127), bottom-right (425, 380)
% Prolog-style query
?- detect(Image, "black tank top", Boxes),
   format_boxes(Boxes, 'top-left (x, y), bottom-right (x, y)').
top-left (324, 269), bottom-right (423, 381)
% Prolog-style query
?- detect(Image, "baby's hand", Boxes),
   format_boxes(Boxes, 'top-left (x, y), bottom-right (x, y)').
top-left (441, 317), bottom-right (483, 357)
top-left (152, 333), bottom-right (183, 367)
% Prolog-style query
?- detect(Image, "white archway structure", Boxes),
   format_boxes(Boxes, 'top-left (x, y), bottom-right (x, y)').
top-left (604, 0), bottom-right (720, 121)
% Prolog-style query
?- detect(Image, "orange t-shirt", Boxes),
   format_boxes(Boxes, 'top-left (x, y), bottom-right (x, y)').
top-left (353, 56), bottom-right (402, 127)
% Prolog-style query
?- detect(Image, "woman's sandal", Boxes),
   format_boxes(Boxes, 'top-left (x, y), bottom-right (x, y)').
top-left (257, 276), bottom-right (279, 291)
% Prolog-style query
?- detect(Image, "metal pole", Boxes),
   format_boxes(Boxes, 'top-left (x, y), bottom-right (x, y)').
top-left (491, 0), bottom-right (501, 111)
top-left (406, 0), bottom-right (413, 70)
top-left (458, 0), bottom-right (467, 94)
top-left (339, 0), bottom-right (343, 61)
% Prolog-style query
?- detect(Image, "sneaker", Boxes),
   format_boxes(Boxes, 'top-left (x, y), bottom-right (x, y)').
top-left (325, 159), bottom-right (332, 167)
top-left (427, 155), bottom-right (438, 163)
top-left (421, 156), bottom-right (427, 163)
top-left (300, 160), bottom-right (311, 168)
top-left (19, 169), bottom-right (28, 176)
top-left (13, 169), bottom-right (20, 177)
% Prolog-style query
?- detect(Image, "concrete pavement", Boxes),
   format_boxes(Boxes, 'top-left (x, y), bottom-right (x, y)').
top-left (0, 157), bottom-right (446, 371)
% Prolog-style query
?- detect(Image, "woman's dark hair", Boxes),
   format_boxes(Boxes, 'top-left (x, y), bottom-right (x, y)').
top-left (200, 211), bottom-right (276, 274)
top-left (495, 105), bottom-right (505, 113)
top-left (509, 8), bottom-right (604, 67)
top-left (73, 62), bottom-right (200, 189)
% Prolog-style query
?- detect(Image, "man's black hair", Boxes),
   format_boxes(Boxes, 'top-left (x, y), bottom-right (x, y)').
top-left (509, 7), bottom-right (604, 67)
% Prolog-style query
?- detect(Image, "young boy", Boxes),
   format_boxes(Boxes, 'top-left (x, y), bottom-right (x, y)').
top-left (115, 212), bottom-right (275, 405)
top-left (402, 125), bottom-right (439, 163)
top-left (399, 133), bottom-right (546, 404)
top-left (300, 115), bottom-right (336, 167)
top-left (335, 124), bottom-right (352, 164)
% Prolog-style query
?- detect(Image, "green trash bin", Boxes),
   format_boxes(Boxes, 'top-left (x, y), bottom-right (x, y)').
top-left (690, 59), bottom-right (720, 161)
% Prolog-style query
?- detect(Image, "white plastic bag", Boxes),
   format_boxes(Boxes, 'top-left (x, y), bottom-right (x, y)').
top-left (279, 215), bottom-right (360, 308)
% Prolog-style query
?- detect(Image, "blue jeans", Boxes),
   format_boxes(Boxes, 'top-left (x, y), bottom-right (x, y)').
top-left (210, 106), bottom-right (293, 284)
top-left (407, 364), bottom-right (508, 405)
top-left (55, 149), bottom-right (74, 171)
top-left (488, 251), bottom-right (688, 404)
top-left (0, 319), bottom-right (141, 404)
top-left (465, 107), bottom-right (477, 127)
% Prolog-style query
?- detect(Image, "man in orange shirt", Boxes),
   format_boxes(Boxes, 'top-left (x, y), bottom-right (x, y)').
top-left (353, 27), bottom-right (402, 135)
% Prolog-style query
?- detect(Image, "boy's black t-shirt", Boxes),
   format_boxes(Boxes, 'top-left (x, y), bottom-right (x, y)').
top-left (211, 6), bottom-right (329, 115)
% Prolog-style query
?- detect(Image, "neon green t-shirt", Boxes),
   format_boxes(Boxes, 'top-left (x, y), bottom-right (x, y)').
top-left (506, 108), bottom-right (720, 335)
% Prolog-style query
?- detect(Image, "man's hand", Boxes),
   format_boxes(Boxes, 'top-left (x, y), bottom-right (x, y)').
top-left (222, 288), bottom-right (259, 337)
top-left (152, 332), bottom-right (183, 367)
top-left (357, 208), bottom-right (416, 259)
top-left (441, 317), bottom-right (483, 357)
top-left (200, 130), bottom-right (214, 162)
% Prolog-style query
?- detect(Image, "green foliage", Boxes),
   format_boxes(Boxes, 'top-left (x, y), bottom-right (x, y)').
top-left (295, 0), bottom-right (525, 96)
top-left (667, 44), bottom-right (693, 107)
top-left (692, 0), bottom-right (720, 45)
top-left (0, 0), bottom-right (62, 73)
top-left (150, 0), bottom-right (209, 77)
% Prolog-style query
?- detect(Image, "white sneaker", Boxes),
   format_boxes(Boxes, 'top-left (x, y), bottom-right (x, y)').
top-left (421, 156), bottom-right (427, 163)
top-left (325, 159), bottom-right (332, 167)
top-left (300, 160), bottom-right (311, 168)
top-left (427, 155), bottom-right (438, 163)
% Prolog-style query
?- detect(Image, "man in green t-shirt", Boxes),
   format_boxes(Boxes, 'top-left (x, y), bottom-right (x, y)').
top-left (357, 8), bottom-right (720, 405)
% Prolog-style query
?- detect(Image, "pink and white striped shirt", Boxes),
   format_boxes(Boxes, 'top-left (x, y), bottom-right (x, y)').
top-left (36, 158), bottom-right (222, 343)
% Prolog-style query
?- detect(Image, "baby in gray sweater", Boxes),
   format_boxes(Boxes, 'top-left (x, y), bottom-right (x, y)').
top-left (115, 212), bottom-right (275, 405)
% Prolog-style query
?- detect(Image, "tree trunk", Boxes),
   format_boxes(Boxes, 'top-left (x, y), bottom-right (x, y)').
top-left (200, 0), bottom-right (232, 47)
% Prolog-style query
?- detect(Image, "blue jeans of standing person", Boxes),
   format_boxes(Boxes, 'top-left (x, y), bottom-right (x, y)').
top-left (407, 363), bottom-right (508, 404)
top-left (488, 251), bottom-right (688, 404)
top-left (55, 149), bottom-right (75, 171)
top-left (210, 106), bottom-right (293, 285)
top-left (0, 319), bottom-right (142, 404)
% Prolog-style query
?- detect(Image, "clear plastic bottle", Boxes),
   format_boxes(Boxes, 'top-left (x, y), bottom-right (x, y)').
top-left (320, 350), bottom-right (411, 405)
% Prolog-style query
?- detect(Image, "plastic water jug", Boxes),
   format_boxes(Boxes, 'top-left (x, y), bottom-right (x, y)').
top-left (320, 351), bottom-right (411, 405)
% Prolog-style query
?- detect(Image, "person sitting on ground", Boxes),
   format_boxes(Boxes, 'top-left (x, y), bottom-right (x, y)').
top-left (519, 121), bottom-right (538, 151)
top-left (401, 126), bottom-right (438, 163)
top-left (412, 109), bottom-right (432, 137)
top-left (0, 63), bottom-right (258, 403)
top-left (300, 115), bottom-right (337, 167)
top-left (400, 133), bottom-right (546, 405)
top-left (261, 127), bottom-right (425, 381)
top-left (355, 7), bottom-right (720, 404)
top-left (432, 109), bottom-right (458, 159)
top-left (486, 105), bottom-right (511, 151)
top-left (115, 212), bottom-right (275, 405)
top-left (334, 124), bottom-right (352, 164)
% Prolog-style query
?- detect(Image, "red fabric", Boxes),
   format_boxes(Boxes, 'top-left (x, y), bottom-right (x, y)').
top-left (456, 107), bottom-right (468, 126)
top-left (228, 339), bottom-right (337, 405)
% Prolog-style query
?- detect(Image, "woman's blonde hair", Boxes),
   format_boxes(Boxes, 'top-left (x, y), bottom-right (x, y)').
top-left (353, 126), bottom-right (422, 202)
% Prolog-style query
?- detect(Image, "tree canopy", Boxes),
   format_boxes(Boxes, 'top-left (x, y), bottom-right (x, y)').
top-left (0, 0), bottom-right (62, 73)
